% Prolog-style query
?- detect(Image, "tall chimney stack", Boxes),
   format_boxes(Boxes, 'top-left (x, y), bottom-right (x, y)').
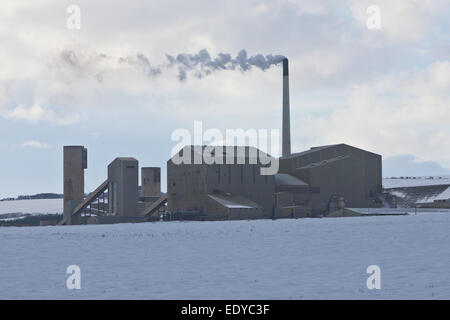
top-left (282, 58), bottom-right (291, 157)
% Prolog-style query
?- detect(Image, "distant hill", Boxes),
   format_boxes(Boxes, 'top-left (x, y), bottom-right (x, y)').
top-left (383, 155), bottom-right (450, 177)
top-left (1, 193), bottom-right (63, 201)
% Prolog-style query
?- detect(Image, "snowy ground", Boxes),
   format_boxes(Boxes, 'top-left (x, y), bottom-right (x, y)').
top-left (0, 199), bottom-right (62, 215)
top-left (383, 176), bottom-right (450, 188)
top-left (349, 207), bottom-right (450, 215)
top-left (1, 213), bottom-right (450, 299)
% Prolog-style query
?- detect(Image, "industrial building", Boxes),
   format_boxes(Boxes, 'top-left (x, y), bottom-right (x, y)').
top-left (60, 151), bottom-right (165, 225)
top-left (167, 145), bottom-right (276, 220)
top-left (60, 57), bottom-right (383, 225)
top-left (383, 178), bottom-right (450, 209)
top-left (279, 144), bottom-right (382, 212)
top-left (165, 143), bottom-right (382, 220)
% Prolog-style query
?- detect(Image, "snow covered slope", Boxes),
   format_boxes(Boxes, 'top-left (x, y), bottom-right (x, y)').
top-left (1, 214), bottom-right (450, 299)
top-left (0, 199), bottom-right (62, 215)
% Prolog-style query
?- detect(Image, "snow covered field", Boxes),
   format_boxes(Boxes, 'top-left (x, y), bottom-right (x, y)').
top-left (0, 199), bottom-right (62, 216)
top-left (383, 176), bottom-right (450, 188)
top-left (1, 213), bottom-right (450, 299)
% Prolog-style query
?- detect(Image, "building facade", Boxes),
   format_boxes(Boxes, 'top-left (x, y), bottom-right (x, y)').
top-left (279, 144), bottom-right (382, 212)
top-left (167, 144), bottom-right (382, 220)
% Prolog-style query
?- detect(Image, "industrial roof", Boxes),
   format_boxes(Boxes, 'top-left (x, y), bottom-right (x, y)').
top-left (275, 173), bottom-right (308, 186)
top-left (296, 155), bottom-right (349, 170)
top-left (385, 184), bottom-right (450, 207)
top-left (173, 145), bottom-right (273, 161)
top-left (281, 143), bottom-right (381, 159)
top-left (114, 157), bottom-right (138, 161)
top-left (435, 186), bottom-right (450, 201)
top-left (207, 193), bottom-right (261, 209)
top-left (280, 144), bottom-right (339, 159)
top-left (416, 186), bottom-right (450, 204)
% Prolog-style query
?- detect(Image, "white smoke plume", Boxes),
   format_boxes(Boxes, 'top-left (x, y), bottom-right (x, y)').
top-left (165, 49), bottom-right (286, 81)
top-left (119, 54), bottom-right (162, 77)
top-left (57, 49), bottom-right (285, 82)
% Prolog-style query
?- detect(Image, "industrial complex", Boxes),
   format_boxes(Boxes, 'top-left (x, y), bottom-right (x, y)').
top-left (60, 58), bottom-right (385, 225)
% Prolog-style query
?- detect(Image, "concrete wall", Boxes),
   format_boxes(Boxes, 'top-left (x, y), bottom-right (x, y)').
top-left (228, 207), bottom-right (264, 220)
top-left (167, 161), bottom-right (208, 213)
top-left (108, 158), bottom-right (139, 216)
top-left (167, 146), bottom-right (276, 219)
top-left (63, 146), bottom-right (87, 224)
top-left (204, 195), bottom-right (229, 219)
top-left (204, 163), bottom-right (275, 218)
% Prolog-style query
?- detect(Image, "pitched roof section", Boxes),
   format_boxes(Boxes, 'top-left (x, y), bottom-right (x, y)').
top-left (114, 157), bottom-right (138, 161)
top-left (280, 144), bottom-right (339, 159)
top-left (275, 173), bottom-right (308, 186)
top-left (416, 185), bottom-right (450, 204)
top-left (207, 193), bottom-right (261, 209)
top-left (280, 143), bottom-right (381, 159)
top-left (296, 155), bottom-right (350, 170)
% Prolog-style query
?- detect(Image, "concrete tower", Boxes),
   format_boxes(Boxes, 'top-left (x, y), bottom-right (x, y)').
top-left (63, 146), bottom-right (87, 224)
top-left (141, 167), bottom-right (161, 197)
top-left (108, 157), bottom-right (139, 216)
top-left (282, 58), bottom-right (291, 157)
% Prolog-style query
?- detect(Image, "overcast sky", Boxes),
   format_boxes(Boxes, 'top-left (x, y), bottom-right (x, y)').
top-left (0, 0), bottom-right (449, 197)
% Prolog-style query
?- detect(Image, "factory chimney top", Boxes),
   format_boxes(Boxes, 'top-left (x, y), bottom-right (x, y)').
top-left (283, 58), bottom-right (288, 76)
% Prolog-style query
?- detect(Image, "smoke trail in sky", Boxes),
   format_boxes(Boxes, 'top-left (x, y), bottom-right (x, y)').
top-left (59, 49), bottom-right (285, 82)
top-left (166, 49), bottom-right (285, 81)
